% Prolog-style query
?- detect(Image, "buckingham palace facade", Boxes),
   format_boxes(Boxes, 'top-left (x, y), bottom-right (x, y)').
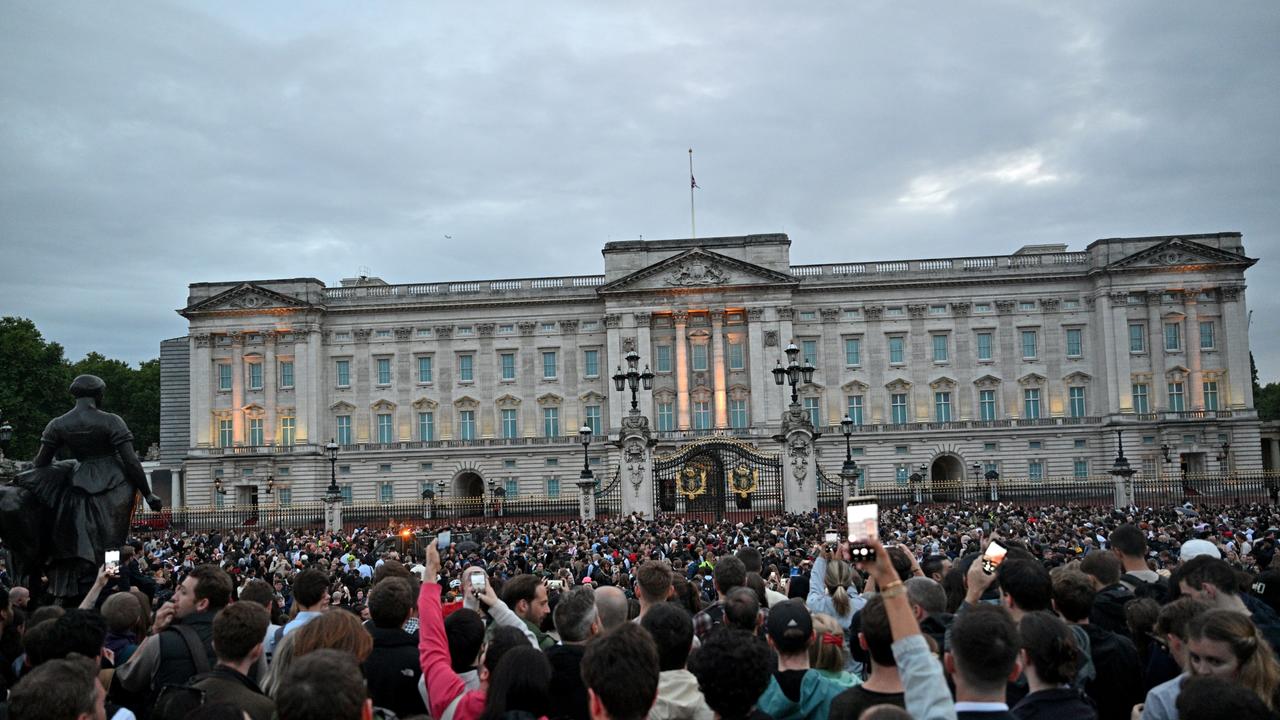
top-left (158, 231), bottom-right (1263, 509)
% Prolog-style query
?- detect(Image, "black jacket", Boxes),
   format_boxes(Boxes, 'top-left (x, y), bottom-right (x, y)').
top-left (1088, 584), bottom-right (1134, 638)
top-left (1011, 688), bottom-right (1098, 720)
top-left (361, 626), bottom-right (426, 719)
top-left (154, 611), bottom-right (218, 691)
top-left (1080, 624), bottom-right (1143, 720)
top-left (545, 643), bottom-right (590, 720)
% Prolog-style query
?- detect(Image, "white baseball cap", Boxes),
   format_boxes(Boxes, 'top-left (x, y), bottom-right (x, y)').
top-left (1180, 539), bottom-right (1222, 562)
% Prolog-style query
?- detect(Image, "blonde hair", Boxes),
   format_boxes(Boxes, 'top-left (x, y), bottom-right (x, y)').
top-left (807, 613), bottom-right (847, 673)
top-left (825, 559), bottom-right (854, 617)
top-left (1189, 609), bottom-right (1280, 709)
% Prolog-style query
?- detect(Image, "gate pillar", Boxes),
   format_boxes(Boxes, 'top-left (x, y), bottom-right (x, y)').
top-left (616, 413), bottom-right (657, 518)
top-left (776, 405), bottom-right (819, 512)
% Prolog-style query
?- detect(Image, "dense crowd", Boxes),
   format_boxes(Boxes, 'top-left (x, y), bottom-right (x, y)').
top-left (4, 498), bottom-right (1280, 720)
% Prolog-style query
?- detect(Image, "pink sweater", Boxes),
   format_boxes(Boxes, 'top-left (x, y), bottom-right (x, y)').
top-left (419, 580), bottom-right (487, 720)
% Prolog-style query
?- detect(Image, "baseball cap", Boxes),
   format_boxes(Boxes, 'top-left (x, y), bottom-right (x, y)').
top-left (765, 599), bottom-right (813, 653)
top-left (1180, 539), bottom-right (1222, 562)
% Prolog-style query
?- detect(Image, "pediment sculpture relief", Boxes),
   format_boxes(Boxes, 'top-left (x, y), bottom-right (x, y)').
top-left (665, 260), bottom-right (727, 286)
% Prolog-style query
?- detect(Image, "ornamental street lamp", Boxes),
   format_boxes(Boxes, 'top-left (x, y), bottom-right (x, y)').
top-left (772, 343), bottom-right (816, 407)
top-left (579, 425), bottom-right (595, 482)
top-left (0, 410), bottom-right (13, 459)
top-left (324, 439), bottom-right (341, 501)
top-left (839, 415), bottom-right (860, 502)
top-left (612, 350), bottom-right (655, 415)
top-left (909, 463), bottom-right (926, 504)
top-left (1110, 430), bottom-right (1137, 508)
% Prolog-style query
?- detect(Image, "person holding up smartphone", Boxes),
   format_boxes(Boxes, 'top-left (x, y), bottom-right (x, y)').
top-left (854, 539), bottom-right (957, 720)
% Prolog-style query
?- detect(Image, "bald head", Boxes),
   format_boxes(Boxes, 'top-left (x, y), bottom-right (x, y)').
top-left (594, 586), bottom-right (628, 631)
top-left (9, 587), bottom-right (29, 609)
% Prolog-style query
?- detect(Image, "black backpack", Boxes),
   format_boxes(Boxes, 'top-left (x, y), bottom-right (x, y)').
top-left (1122, 573), bottom-right (1171, 604)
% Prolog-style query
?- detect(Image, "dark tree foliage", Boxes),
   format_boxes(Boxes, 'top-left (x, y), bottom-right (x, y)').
top-left (0, 317), bottom-right (159, 460)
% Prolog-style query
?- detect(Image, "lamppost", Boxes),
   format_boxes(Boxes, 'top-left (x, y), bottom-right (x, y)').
top-left (0, 410), bottom-right (12, 461)
top-left (1110, 429), bottom-right (1137, 509)
top-left (263, 475), bottom-right (274, 528)
top-left (839, 415), bottom-right (860, 503)
top-left (324, 438), bottom-right (342, 532)
top-left (984, 467), bottom-right (1000, 502)
top-left (771, 343), bottom-right (816, 407)
top-left (612, 350), bottom-right (655, 415)
top-left (577, 425), bottom-right (597, 521)
top-left (909, 463), bottom-right (926, 504)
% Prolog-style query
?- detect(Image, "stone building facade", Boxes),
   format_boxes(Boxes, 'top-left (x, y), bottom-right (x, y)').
top-left (160, 231), bottom-right (1262, 511)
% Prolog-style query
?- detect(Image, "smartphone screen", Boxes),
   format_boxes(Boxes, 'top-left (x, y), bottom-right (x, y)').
top-left (982, 541), bottom-right (1008, 574)
top-left (471, 571), bottom-right (487, 591)
top-left (847, 501), bottom-right (879, 559)
top-left (824, 531), bottom-right (840, 545)
top-left (437, 531), bottom-right (452, 550)
top-left (105, 550), bottom-right (120, 572)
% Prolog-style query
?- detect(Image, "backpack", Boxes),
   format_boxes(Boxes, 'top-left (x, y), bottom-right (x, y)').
top-left (1122, 573), bottom-right (1171, 604)
top-left (150, 625), bottom-right (214, 720)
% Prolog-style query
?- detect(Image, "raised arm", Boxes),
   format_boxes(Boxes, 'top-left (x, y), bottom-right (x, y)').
top-left (418, 542), bottom-right (466, 719)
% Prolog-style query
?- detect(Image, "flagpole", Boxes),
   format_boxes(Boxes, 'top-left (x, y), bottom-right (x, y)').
top-left (688, 148), bottom-right (696, 239)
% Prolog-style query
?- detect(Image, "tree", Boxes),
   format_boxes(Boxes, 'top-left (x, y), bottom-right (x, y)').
top-left (0, 317), bottom-right (72, 460)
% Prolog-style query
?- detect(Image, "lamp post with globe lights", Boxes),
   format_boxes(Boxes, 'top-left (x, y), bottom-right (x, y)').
top-left (1110, 430), bottom-right (1137, 509)
top-left (324, 438), bottom-right (343, 532)
top-left (576, 425), bottom-right (597, 521)
top-left (838, 415), bottom-right (861, 504)
top-left (771, 343), bottom-right (816, 408)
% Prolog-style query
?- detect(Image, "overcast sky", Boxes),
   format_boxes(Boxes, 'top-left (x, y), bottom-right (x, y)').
top-left (2, 2), bottom-right (1279, 380)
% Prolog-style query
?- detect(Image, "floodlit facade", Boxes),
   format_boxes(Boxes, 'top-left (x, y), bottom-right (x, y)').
top-left (158, 231), bottom-right (1262, 511)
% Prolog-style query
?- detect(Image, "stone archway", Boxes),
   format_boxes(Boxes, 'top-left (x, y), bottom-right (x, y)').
top-left (929, 454), bottom-right (966, 502)
top-left (453, 471), bottom-right (485, 498)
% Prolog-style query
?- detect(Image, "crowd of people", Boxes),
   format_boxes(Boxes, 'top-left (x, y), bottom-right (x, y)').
top-left (4, 498), bottom-right (1280, 720)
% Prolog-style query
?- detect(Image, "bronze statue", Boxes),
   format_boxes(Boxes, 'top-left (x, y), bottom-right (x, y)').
top-left (0, 375), bottom-right (162, 600)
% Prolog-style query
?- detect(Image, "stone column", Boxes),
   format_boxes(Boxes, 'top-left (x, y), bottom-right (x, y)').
top-left (1222, 286), bottom-right (1251, 408)
top-left (192, 334), bottom-right (213, 446)
top-left (230, 332), bottom-right (245, 443)
top-left (617, 413), bottom-right (657, 517)
top-left (820, 308), bottom-right (843, 425)
top-left (1147, 293), bottom-right (1167, 409)
top-left (1101, 293), bottom-right (1123, 413)
top-left (777, 405), bottom-right (818, 512)
top-left (711, 310), bottom-right (728, 428)
top-left (746, 308), bottom-right (768, 426)
top-left (605, 314), bottom-right (626, 431)
top-left (576, 476), bottom-right (597, 522)
top-left (477, 324), bottom-right (497, 437)
top-left (674, 311), bottom-right (691, 429)
top-left (1185, 292), bottom-right (1204, 410)
top-left (264, 333), bottom-right (278, 445)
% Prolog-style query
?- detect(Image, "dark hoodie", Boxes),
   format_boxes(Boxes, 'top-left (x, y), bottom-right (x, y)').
top-left (1011, 688), bottom-right (1098, 720)
top-left (545, 643), bottom-right (590, 720)
top-left (1088, 584), bottom-right (1134, 638)
top-left (362, 626), bottom-right (426, 719)
top-left (1080, 624), bottom-right (1143, 720)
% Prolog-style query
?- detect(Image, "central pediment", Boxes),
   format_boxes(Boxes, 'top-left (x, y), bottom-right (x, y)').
top-left (181, 283), bottom-right (314, 317)
top-left (597, 248), bottom-right (798, 294)
top-left (1105, 237), bottom-right (1255, 272)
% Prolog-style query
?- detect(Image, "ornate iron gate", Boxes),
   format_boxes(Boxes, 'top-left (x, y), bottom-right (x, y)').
top-left (653, 437), bottom-right (784, 520)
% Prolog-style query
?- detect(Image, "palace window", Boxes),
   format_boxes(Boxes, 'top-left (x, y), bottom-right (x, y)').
top-left (417, 412), bottom-right (434, 441)
top-left (1074, 460), bottom-right (1089, 479)
top-left (1023, 389), bottom-right (1041, 419)
top-left (500, 353), bottom-right (516, 381)
top-left (218, 363), bottom-right (232, 391)
top-left (844, 338), bottom-right (861, 366)
top-left (1164, 322), bottom-right (1182, 351)
top-left (976, 332), bottom-right (993, 361)
top-left (979, 390), bottom-right (997, 421)
top-left (803, 397), bottom-right (820, 427)
top-left (932, 335), bottom-right (948, 363)
top-left (729, 399), bottom-right (748, 429)
top-left (543, 407), bottom-right (559, 437)
top-left (376, 413), bottom-right (393, 443)
top-left (1068, 386), bottom-right (1087, 418)
top-left (656, 402), bottom-right (674, 431)
top-left (584, 349), bottom-right (600, 377)
top-left (1020, 330), bottom-right (1038, 359)
top-left (279, 361), bottom-right (294, 389)
top-left (1168, 382), bottom-right (1185, 411)
top-left (1200, 321), bottom-right (1215, 350)
top-left (584, 405), bottom-right (602, 435)
top-left (846, 395), bottom-right (864, 426)
top-left (248, 418), bottom-right (263, 446)
top-left (934, 392), bottom-right (952, 422)
top-left (1204, 381), bottom-right (1219, 411)
top-left (655, 345), bottom-right (672, 373)
top-left (890, 393), bottom-right (908, 424)
top-left (376, 358), bottom-right (391, 386)
top-left (1132, 384), bottom-right (1150, 414)
top-left (248, 362), bottom-right (263, 391)
top-left (335, 360), bottom-right (350, 388)
top-left (501, 409), bottom-right (518, 438)
top-left (888, 336), bottom-right (905, 365)
top-left (693, 401), bottom-right (712, 430)
top-left (218, 419), bottom-right (233, 447)
top-left (1066, 328), bottom-right (1083, 357)
top-left (691, 344), bottom-right (708, 372)
top-left (542, 351), bottom-right (557, 379)
top-left (458, 354), bottom-right (474, 382)
top-left (336, 415), bottom-right (352, 445)
top-left (1028, 460), bottom-right (1044, 481)
top-left (801, 340), bottom-right (818, 364)
top-left (547, 478), bottom-right (560, 497)
top-left (459, 410), bottom-right (476, 440)
top-left (728, 342), bottom-right (745, 370)
top-left (279, 416), bottom-right (296, 446)
top-left (1129, 323), bottom-right (1146, 353)
top-left (418, 356), bottom-right (433, 383)
top-left (380, 482), bottom-right (394, 503)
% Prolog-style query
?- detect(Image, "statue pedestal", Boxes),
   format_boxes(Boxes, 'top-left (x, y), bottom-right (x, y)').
top-left (776, 404), bottom-right (818, 513)
top-left (616, 412), bottom-right (657, 518)
top-left (325, 498), bottom-right (343, 533)
top-left (576, 477), bottom-right (597, 522)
